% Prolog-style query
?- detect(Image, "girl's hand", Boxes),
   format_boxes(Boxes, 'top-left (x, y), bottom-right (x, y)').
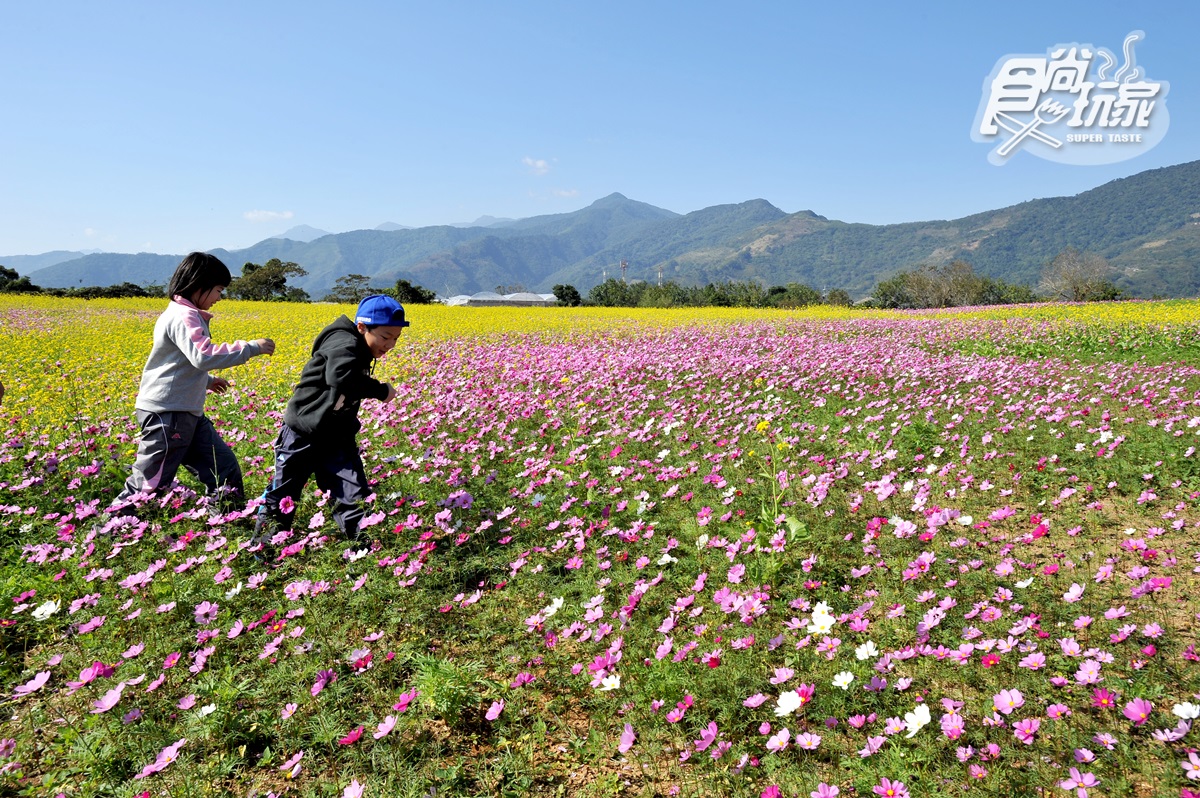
top-left (254, 338), bottom-right (276, 355)
top-left (209, 377), bottom-right (231, 394)
top-left (385, 383), bottom-right (397, 403)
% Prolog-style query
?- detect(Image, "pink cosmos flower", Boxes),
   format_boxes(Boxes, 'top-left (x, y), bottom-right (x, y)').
top-left (1046, 703), bottom-right (1072, 719)
top-left (618, 723), bottom-right (636, 754)
top-left (14, 671), bottom-right (50, 697)
top-left (393, 688), bottom-right (419, 712)
top-left (279, 750), bottom-right (303, 778)
top-left (485, 700), bottom-right (505, 721)
top-left (811, 785), bottom-right (840, 798)
top-left (343, 779), bottom-right (365, 798)
top-left (993, 689), bottom-right (1025, 715)
top-left (91, 684), bottom-right (125, 714)
top-left (765, 727), bottom-right (789, 753)
top-left (373, 716), bottom-right (396, 739)
top-left (1013, 717), bottom-right (1040, 744)
top-left (693, 722), bottom-right (719, 752)
top-left (338, 725), bottom-right (364, 745)
top-left (873, 777), bottom-right (910, 798)
top-left (177, 694), bottom-right (196, 710)
top-left (1059, 767), bottom-right (1099, 797)
top-left (134, 738), bottom-right (186, 779)
top-left (795, 733), bottom-right (821, 750)
top-left (1123, 697), bottom-right (1153, 726)
top-left (193, 601), bottom-right (218, 625)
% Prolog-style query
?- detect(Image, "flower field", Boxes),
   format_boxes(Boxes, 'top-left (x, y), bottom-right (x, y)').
top-left (3, 295), bottom-right (1200, 798)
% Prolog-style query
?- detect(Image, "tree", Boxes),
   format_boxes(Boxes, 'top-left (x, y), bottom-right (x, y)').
top-left (1039, 248), bottom-right (1119, 302)
top-left (322, 274), bottom-right (378, 304)
top-left (391, 279), bottom-right (436, 305)
top-left (871, 273), bottom-right (916, 309)
top-left (767, 283), bottom-right (822, 308)
top-left (228, 259), bottom-right (309, 302)
top-left (976, 276), bottom-right (1038, 306)
top-left (587, 278), bottom-right (639, 307)
top-left (0, 265), bottom-right (40, 294)
top-left (824, 288), bottom-right (853, 307)
top-left (552, 284), bottom-right (582, 307)
top-left (903, 261), bottom-right (982, 308)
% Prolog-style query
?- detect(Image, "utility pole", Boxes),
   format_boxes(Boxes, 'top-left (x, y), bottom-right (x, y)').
top-left (620, 259), bottom-right (628, 283)
top-left (657, 263), bottom-right (664, 286)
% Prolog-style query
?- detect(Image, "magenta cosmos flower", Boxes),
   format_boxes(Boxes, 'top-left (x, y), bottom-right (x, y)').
top-left (1123, 698), bottom-right (1153, 726)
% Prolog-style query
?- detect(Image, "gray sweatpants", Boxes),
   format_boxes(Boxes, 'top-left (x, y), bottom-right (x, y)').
top-left (115, 410), bottom-right (244, 510)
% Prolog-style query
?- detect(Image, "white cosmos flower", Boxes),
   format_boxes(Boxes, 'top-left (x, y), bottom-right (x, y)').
top-left (599, 673), bottom-right (621, 691)
top-left (1015, 577), bottom-right (1035, 589)
top-left (904, 703), bottom-right (932, 738)
top-left (833, 672), bottom-right (854, 690)
top-left (806, 611), bottom-right (835, 635)
top-left (31, 600), bottom-right (61, 621)
top-left (542, 597), bottom-right (564, 618)
top-left (855, 641), bottom-right (878, 661)
top-left (774, 690), bottom-right (802, 716)
top-left (224, 582), bottom-right (244, 599)
top-left (1173, 702), bottom-right (1200, 720)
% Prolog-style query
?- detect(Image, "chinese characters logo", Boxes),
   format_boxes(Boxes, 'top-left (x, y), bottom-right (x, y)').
top-left (972, 31), bottom-right (1169, 165)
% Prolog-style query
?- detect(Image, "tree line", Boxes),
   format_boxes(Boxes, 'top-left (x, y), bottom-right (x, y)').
top-left (0, 248), bottom-right (1126, 308)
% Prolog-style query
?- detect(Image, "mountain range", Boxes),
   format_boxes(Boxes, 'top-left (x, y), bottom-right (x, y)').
top-left (9, 160), bottom-right (1200, 299)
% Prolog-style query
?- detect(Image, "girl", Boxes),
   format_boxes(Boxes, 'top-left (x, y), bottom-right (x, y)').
top-left (113, 252), bottom-right (275, 513)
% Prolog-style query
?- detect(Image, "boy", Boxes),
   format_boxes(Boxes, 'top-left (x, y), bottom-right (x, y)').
top-left (256, 294), bottom-right (408, 544)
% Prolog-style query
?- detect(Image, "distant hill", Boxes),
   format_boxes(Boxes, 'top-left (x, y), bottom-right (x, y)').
top-left (0, 251), bottom-right (98, 275)
top-left (272, 225), bottom-right (331, 243)
top-left (23, 253), bottom-right (180, 289)
top-left (18, 161), bottom-right (1200, 298)
top-left (448, 215), bottom-right (518, 228)
top-left (375, 222), bottom-right (413, 232)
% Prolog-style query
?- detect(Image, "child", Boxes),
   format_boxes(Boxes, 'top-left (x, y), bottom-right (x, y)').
top-left (256, 294), bottom-right (407, 542)
top-left (114, 252), bottom-right (275, 513)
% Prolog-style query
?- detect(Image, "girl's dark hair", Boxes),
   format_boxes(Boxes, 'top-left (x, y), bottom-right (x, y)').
top-left (167, 252), bottom-right (233, 301)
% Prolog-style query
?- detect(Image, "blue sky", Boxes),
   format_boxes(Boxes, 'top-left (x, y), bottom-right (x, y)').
top-left (2, 1), bottom-right (1196, 257)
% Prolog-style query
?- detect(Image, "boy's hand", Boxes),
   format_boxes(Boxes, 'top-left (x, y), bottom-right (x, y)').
top-left (209, 377), bottom-right (231, 394)
top-left (254, 338), bottom-right (276, 355)
top-left (385, 383), bottom-right (397, 403)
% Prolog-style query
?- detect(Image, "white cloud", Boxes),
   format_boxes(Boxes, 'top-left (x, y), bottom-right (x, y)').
top-left (552, 188), bottom-right (579, 198)
top-left (522, 156), bottom-right (551, 176)
top-left (243, 210), bottom-right (295, 223)
top-left (84, 227), bottom-right (97, 237)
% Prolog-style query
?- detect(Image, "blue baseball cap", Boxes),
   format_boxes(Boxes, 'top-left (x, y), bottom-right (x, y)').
top-left (355, 295), bottom-right (411, 327)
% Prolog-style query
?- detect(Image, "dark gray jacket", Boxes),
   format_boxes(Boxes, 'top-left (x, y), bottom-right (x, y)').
top-left (283, 316), bottom-right (388, 437)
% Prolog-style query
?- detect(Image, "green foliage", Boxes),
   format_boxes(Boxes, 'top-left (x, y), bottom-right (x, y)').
top-left (0, 265), bottom-right (40, 294)
top-left (551, 284), bottom-right (582, 307)
top-left (872, 260), bottom-right (1039, 308)
top-left (767, 283), bottom-right (823, 308)
top-left (228, 258), bottom-right (310, 302)
top-left (321, 274), bottom-right (382, 304)
top-left (390, 279), bottom-right (437, 304)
